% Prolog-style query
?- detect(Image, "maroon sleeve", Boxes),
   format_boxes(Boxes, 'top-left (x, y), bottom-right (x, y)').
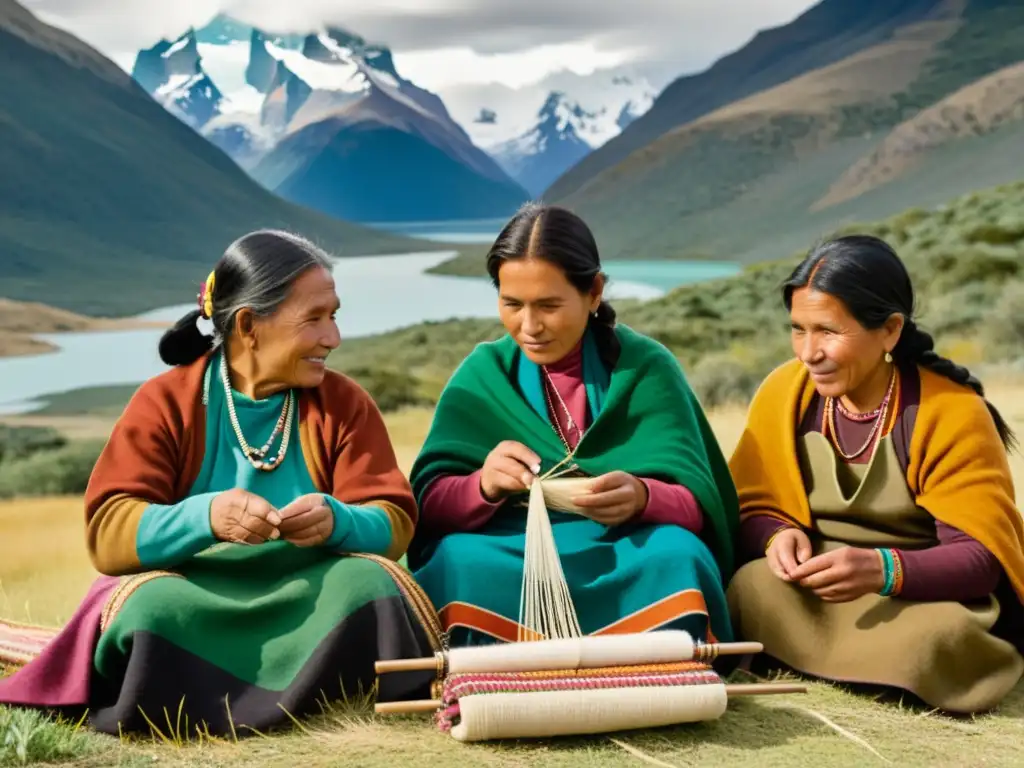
top-left (636, 479), bottom-right (703, 534)
top-left (895, 520), bottom-right (1003, 601)
top-left (418, 470), bottom-right (502, 535)
top-left (738, 514), bottom-right (793, 563)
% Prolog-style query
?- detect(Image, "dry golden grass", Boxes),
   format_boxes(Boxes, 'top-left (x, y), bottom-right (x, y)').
top-left (3, 385), bottom-right (1024, 766)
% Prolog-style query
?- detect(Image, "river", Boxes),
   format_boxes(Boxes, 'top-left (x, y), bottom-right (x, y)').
top-left (0, 249), bottom-right (739, 414)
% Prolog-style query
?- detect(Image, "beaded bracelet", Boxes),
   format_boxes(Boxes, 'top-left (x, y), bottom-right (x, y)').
top-left (890, 549), bottom-right (904, 595)
top-left (876, 548), bottom-right (904, 597)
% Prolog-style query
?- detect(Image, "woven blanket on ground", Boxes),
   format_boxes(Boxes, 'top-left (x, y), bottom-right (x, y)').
top-left (0, 620), bottom-right (58, 669)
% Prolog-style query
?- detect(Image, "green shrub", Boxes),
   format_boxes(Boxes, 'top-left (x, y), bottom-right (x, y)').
top-left (0, 425), bottom-right (66, 464)
top-left (984, 282), bottom-right (1024, 361)
top-left (341, 366), bottom-right (434, 413)
top-left (0, 440), bottom-right (105, 500)
top-left (689, 353), bottom-right (763, 409)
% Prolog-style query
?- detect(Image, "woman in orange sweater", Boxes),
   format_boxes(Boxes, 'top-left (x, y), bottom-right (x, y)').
top-left (727, 234), bottom-right (1024, 714)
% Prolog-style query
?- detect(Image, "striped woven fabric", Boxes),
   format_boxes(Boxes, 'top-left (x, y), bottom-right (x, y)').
top-left (437, 661), bottom-right (722, 731)
top-left (0, 620), bottom-right (58, 669)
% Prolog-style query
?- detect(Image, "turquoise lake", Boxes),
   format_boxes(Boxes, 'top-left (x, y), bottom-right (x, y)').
top-left (0, 249), bottom-right (739, 413)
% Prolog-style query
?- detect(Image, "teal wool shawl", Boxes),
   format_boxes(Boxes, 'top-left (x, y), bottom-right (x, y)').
top-left (409, 325), bottom-right (741, 580)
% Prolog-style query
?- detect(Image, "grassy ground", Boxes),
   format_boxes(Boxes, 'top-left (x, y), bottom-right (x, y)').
top-left (2, 387), bottom-right (1024, 766)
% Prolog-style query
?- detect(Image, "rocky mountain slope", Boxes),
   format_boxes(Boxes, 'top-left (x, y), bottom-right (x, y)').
top-left (547, 0), bottom-right (1024, 265)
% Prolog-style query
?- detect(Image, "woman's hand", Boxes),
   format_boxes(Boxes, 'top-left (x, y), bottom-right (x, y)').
top-left (765, 527), bottom-right (813, 581)
top-left (210, 489), bottom-right (282, 544)
top-left (571, 471), bottom-right (648, 525)
top-left (278, 493), bottom-right (335, 547)
top-left (480, 441), bottom-right (541, 502)
top-left (788, 546), bottom-right (886, 602)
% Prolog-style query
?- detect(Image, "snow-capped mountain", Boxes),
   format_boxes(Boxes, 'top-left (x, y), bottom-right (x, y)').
top-left (441, 71), bottom-right (656, 197)
top-left (488, 89), bottom-right (653, 197)
top-left (131, 15), bottom-right (528, 223)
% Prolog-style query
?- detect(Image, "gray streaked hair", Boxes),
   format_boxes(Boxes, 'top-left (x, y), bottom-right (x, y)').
top-left (158, 229), bottom-right (334, 366)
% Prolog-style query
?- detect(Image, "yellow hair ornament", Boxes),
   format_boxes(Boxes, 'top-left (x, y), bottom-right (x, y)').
top-left (198, 270), bottom-right (216, 319)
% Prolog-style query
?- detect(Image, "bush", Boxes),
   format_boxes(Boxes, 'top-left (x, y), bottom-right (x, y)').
top-left (690, 354), bottom-right (762, 409)
top-left (688, 342), bottom-right (786, 409)
top-left (984, 281), bottom-right (1024, 361)
top-left (341, 366), bottom-right (434, 413)
top-left (0, 440), bottom-right (105, 500)
top-left (0, 425), bottom-right (66, 464)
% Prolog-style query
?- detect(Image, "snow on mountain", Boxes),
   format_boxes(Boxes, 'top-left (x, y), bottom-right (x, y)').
top-left (132, 15), bottom-right (484, 166)
top-left (472, 74), bottom-right (656, 196)
top-left (130, 14), bottom-right (527, 222)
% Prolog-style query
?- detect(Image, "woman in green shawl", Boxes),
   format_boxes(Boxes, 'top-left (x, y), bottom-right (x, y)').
top-left (407, 203), bottom-right (740, 647)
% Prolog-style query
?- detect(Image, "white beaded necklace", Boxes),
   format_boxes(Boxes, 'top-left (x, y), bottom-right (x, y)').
top-left (219, 351), bottom-right (294, 471)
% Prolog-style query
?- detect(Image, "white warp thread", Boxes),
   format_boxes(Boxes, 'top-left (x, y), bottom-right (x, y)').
top-left (518, 479), bottom-right (584, 641)
top-left (450, 684), bottom-right (729, 742)
top-left (447, 631), bottom-right (697, 674)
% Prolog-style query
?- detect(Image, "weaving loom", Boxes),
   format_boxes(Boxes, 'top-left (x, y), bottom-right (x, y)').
top-left (376, 461), bottom-right (805, 741)
top-left (375, 632), bottom-right (803, 741)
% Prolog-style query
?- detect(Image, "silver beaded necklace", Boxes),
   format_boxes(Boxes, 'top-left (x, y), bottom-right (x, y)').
top-left (219, 351), bottom-right (294, 471)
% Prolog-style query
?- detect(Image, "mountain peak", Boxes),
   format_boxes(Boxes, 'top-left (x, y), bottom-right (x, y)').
top-left (127, 13), bottom-right (526, 223)
top-left (131, 29), bottom-right (201, 94)
top-left (195, 14), bottom-right (252, 45)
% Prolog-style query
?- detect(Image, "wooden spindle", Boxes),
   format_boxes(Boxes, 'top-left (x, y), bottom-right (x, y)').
top-left (373, 640), bottom-right (765, 675)
top-left (374, 657), bottom-right (442, 673)
top-left (375, 699), bottom-right (442, 714)
top-left (724, 683), bottom-right (807, 696)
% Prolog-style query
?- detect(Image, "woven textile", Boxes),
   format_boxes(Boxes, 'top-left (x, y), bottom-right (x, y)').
top-left (437, 661), bottom-right (723, 736)
top-left (0, 620), bottom-right (58, 669)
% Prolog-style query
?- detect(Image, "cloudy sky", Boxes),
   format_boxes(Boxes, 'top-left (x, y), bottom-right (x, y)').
top-left (23, 0), bottom-right (817, 93)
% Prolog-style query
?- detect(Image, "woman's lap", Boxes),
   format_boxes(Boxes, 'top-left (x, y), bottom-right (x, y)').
top-left (48, 546), bottom-right (433, 736)
top-left (414, 520), bottom-right (733, 644)
top-left (728, 556), bottom-right (1024, 713)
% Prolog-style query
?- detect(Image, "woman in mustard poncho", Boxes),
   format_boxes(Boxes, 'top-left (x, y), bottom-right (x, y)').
top-left (728, 235), bottom-right (1024, 714)
top-left (407, 203), bottom-right (740, 647)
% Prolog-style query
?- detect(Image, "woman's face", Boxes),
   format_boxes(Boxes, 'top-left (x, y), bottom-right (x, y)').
top-left (497, 257), bottom-right (602, 366)
top-left (788, 286), bottom-right (903, 403)
top-left (239, 265), bottom-right (341, 392)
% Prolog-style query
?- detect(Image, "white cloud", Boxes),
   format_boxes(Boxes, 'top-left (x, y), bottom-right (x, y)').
top-left (22, 0), bottom-right (818, 91)
top-left (393, 42), bottom-right (641, 91)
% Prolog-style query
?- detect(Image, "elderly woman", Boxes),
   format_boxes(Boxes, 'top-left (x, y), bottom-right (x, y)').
top-left (727, 235), bottom-right (1024, 714)
top-left (0, 230), bottom-right (440, 736)
top-left (407, 203), bottom-right (739, 647)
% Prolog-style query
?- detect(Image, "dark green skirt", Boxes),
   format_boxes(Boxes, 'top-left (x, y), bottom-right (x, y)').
top-left (89, 542), bottom-right (441, 737)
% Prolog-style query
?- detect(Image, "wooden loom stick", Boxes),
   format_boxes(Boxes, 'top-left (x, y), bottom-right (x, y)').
top-left (374, 683), bottom-right (807, 715)
top-left (374, 641), bottom-right (764, 674)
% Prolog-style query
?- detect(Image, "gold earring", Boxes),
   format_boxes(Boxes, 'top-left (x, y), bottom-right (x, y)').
top-left (884, 351), bottom-right (893, 363)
